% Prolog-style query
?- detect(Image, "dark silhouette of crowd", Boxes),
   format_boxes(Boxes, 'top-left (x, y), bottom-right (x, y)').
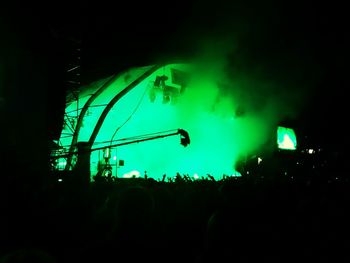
top-left (1, 156), bottom-right (349, 263)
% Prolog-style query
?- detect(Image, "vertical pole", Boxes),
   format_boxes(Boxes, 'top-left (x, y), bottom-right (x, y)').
top-left (74, 142), bottom-right (91, 185)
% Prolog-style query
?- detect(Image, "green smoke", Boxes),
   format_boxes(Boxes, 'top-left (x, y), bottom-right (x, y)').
top-left (91, 57), bottom-right (305, 180)
top-left (59, 12), bottom-right (313, 181)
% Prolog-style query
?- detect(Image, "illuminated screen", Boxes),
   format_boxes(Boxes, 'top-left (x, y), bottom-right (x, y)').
top-left (277, 126), bottom-right (297, 150)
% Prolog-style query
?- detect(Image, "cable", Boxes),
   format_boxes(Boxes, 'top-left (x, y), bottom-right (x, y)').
top-left (109, 66), bottom-right (168, 146)
top-left (109, 82), bottom-right (151, 146)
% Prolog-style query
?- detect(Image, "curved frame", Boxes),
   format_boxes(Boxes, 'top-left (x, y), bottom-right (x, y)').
top-left (65, 73), bottom-right (122, 170)
top-left (88, 65), bottom-right (161, 147)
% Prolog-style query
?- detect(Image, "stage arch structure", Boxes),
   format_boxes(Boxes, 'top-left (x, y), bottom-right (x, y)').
top-left (51, 63), bottom-right (244, 181)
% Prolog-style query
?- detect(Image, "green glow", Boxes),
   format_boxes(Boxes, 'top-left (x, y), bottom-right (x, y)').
top-left (56, 64), bottom-right (284, 181)
top-left (78, 67), bottom-right (153, 142)
top-left (232, 171), bottom-right (242, 177)
top-left (56, 159), bottom-right (67, 170)
top-left (122, 170), bottom-right (141, 178)
top-left (95, 65), bottom-right (241, 180)
top-left (277, 126), bottom-right (297, 150)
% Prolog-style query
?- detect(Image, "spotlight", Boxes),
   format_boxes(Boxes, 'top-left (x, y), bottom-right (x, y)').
top-left (150, 75), bottom-right (168, 103)
top-left (103, 148), bottom-right (111, 159)
top-left (154, 75), bottom-right (168, 88)
top-left (163, 94), bottom-right (170, 104)
top-left (179, 129), bottom-right (190, 147)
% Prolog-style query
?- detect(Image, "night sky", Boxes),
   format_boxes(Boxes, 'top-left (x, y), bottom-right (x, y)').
top-left (1, 0), bottom-right (347, 169)
top-left (53, 1), bottom-right (347, 147)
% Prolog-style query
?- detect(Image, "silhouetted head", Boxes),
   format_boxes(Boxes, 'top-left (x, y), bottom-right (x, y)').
top-left (114, 186), bottom-right (155, 233)
top-left (0, 249), bottom-right (55, 263)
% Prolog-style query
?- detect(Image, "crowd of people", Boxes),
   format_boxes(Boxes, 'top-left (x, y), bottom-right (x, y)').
top-left (1, 157), bottom-right (349, 263)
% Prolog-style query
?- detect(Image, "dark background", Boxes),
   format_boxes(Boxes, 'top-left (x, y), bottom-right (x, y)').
top-left (0, 0), bottom-right (347, 180)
